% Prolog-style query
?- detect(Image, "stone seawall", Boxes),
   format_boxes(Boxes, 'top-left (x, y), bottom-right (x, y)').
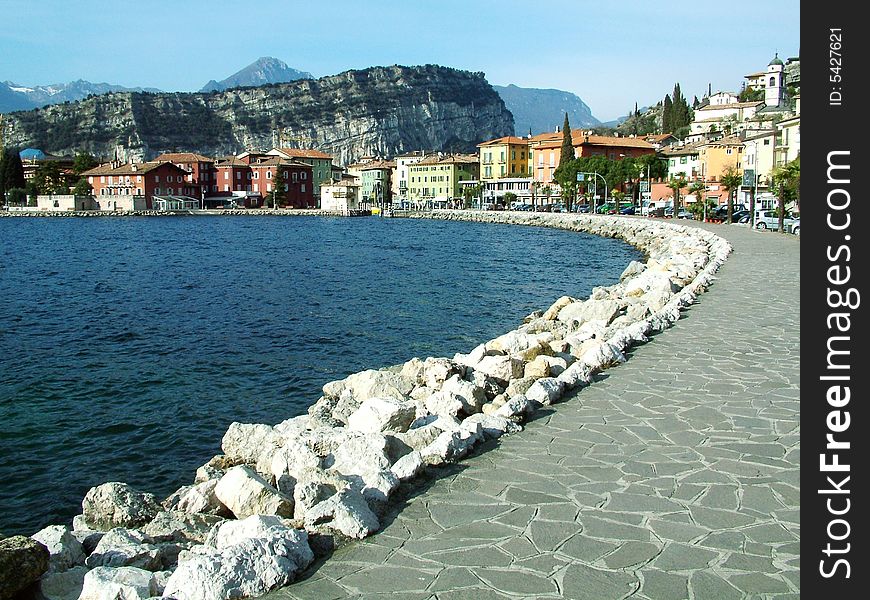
top-left (16, 212), bottom-right (732, 600)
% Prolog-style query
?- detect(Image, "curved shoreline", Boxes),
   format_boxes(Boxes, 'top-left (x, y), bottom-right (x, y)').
top-left (19, 211), bottom-right (732, 600)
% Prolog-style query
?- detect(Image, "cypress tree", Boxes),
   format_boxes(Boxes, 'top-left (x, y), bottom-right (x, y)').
top-left (6, 149), bottom-right (25, 190)
top-left (662, 94), bottom-right (673, 133)
top-left (0, 149), bottom-right (7, 201)
top-left (559, 113), bottom-right (574, 167)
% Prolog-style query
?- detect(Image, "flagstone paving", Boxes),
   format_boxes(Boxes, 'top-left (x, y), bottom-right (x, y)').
top-left (269, 221), bottom-right (800, 599)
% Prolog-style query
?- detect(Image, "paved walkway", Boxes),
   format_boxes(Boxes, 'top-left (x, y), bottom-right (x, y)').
top-left (271, 222), bottom-right (800, 600)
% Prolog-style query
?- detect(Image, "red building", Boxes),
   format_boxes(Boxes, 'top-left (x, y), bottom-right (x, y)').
top-left (211, 153), bottom-right (314, 208)
top-left (154, 152), bottom-right (217, 199)
top-left (83, 161), bottom-right (194, 208)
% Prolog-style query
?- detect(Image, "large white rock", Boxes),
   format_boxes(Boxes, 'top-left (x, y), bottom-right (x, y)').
top-left (204, 515), bottom-right (289, 550)
top-left (419, 424), bottom-right (482, 466)
top-left (163, 480), bottom-right (229, 517)
top-left (78, 566), bottom-right (162, 600)
top-left (220, 422), bottom-right (278, 465)
top-left (329, 431), bottom-right (391, 475)
top-left (556, 361), bottom-right (595, 389)
top-left (30, 525), bottom-right (84, 572)
top-left (475, 355), bottom-right (523, 385)
top-left (462, 413), bottom-right (523, 439)
top-left (420, 357), bottom-right (465, 389)
top-left (423, 390), bottom-right (465, 418)
top-left (525, 378), bottom-right (565, 406)
top-left (213, 466), bottom-right (294, 519)
top-left (264, 437), bottom-right (323, 492)
top-left (85, 528), bottom-right (163, 571)
top-left (322, 369), bottom-right (413, 403)
top-left (542, 295), bottom-right (576, 320)
top-left (81, 482), bottom-right (161, 531)
top-left (142, 511), bottom-right (224, 544)
top-left (440, 374), bottom-right (486, 412)
top-left (347, 397), bottom-right (416, 433)
top-left (162, 527), bottom-right (313, 600)
top-left (37, 565), bottom-right (88, 600)
top-left (390, 450), bottom-right (425, 481)
top-left (558, 299), bottom-right (621, 329)
top-left (494, 395), bottom-right (534, 420)
top-left (452, 343), bottom-right (487, 369)
top-left (304, 489), bottom-right (379, 539)
top-left (578, 341), bottom-right (626, 370)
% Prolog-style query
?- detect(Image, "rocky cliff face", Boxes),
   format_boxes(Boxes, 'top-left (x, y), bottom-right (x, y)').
top-left (5, 65), bottom-right (514, 165)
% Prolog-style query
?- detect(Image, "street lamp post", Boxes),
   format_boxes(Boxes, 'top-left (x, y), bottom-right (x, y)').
top-left (579, 172), bottom-right (608, 214)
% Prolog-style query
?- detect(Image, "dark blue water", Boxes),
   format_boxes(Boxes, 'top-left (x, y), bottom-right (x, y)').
top-left (0, 215), bottom-right (640, 535)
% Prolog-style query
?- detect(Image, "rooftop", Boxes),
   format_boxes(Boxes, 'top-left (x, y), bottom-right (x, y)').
top-left (273, 147), bottom-right (333, 160)
top-left (477, 136), bottom-right (530, 147)
top-left (697, 101), bottom-right (764, 111)
top-left (82, 161), bottom-right (187, 176)
top-left (154, 152), bottom-right (215, 163)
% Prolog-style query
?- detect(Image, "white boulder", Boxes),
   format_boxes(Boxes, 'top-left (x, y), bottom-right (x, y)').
top-left (30, 525), bottom-right (84, 572)
top-left (213, 466), bottom-right (294, 519)
top-left (304, 489), bottom-right (380, 539)
top-left (347, 397), bottom-right (416, 433)
top-left (81, 482), bottom-right (161, 531)
top-left (78, 566), bottom-right (162, 600)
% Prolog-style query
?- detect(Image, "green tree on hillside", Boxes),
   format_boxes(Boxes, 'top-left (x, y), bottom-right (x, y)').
top-left (661, 94), bottom-right (673, 133)
top-left (73, 153), bottom-right (99, 175)
top-left (72, 178), bottom-right (94, 197)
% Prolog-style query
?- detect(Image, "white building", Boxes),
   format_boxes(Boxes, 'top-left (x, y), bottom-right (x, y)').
top-left (661, 142), bottom-right (703, 181)
top-left (764, 54), bottom-right (786, 108)
top-left (775, 95), bottom-right (800, 167)
top-left (320, 178), bottom-right (361, 213)
top-left (739, 130), bottom-right (776, 205)
top-left (392, 151), bottom-right (426, 204)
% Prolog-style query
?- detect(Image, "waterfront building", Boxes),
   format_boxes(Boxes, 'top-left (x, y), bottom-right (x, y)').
top-left (392, 151), bottom-right (426, 205)
top-left (357, 160), bottom-right (394, 206)
top-left (211, 153), bottom-right (314, 208)
top-left (266, 147), bottom-right (334, 204)
top-left (320, 176), bottom-right (361, 213)
top-left (154, 152), bottom-right (216, 199)
top-left (407, 153), bottom-right (479, 207)
top-left (477, 136), bottom-right (531, 183)
top-left (83, 161), bottom-right (193, 210)
top-left (740, 129), bottom-right (777, 205)
top-left (531, 133), bottom-right (656, 186)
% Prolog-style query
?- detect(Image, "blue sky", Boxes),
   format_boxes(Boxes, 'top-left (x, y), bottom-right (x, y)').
top-left (2, 0), bottom-right (799, 121)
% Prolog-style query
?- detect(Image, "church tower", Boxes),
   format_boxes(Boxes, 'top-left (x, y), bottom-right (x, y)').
top-left (765, 53), bottom-right (785, 107)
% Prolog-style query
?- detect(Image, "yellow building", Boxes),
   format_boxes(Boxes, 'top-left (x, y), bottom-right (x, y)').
top-left (477, 136), bottom-right (531, 182)
top-left (407, 153), bottom-right (479, 206)
top-left (699, 135), bottom-right (744, 183)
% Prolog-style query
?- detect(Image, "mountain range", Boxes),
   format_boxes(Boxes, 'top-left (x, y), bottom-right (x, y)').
top-left (4, 65), bottom-right (514, 166)
top-left (2, 57), bottom-right (605, 139)
top-left (0, 80), bottom-right (161, 113)
top-left (492, 84), bottom-right (600, 135)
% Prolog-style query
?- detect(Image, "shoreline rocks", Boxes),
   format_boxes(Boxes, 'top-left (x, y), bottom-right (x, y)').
top-left (18, 211), bottom-right (731, 600)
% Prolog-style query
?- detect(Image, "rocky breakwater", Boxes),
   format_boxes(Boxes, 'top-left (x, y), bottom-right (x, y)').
top-left (15, 212), bottom-right (731, 600)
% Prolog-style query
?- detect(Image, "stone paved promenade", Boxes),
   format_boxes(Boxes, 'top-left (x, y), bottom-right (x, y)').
top-left (271, 220), bottom-right (800, 600)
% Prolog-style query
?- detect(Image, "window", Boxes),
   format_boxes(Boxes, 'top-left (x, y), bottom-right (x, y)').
top-left (726, 148), bottom-right (733, 155)
top-left (136, 188), bottom-right (142, 195)
top-left (154, 175), bottom-right (159, 183)
top-left (769, 76), bottom-right (775, 87)
top-left (764, 139), bottom-right (770, 145)
top-left (253, 171), bottom-right (259, 179)
top-left (167, 188), bottom-right (173, 195)
top-left (283, 184), bottom-right (288, 192)
top-left (254, 184), bottom-right (259, 192)
top-left (301, 184), bottom-right (306, 193)
top-left (680, 157), bottom-right (687, 164)
top-left (154, 187), bottom-right (161, 195)
top-left (136, 176), bottom-right (141, 182)
top-left (292, 172), bottom-right (298, 182)
top-left (224, 171), bottom-right (229, 180)
top-left (224, 184), bottom-right (229, 192)
top-left (267, 184), bottom-right (272, 192)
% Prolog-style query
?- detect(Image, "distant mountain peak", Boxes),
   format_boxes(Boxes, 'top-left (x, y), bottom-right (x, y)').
top-left (493, 84), bottom-right (600, 135)
top-left (198, 57), bottom-right (313, 92)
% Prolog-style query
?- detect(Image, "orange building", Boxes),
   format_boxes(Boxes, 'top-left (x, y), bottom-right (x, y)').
top-left (531, 133), bottom-right (656, 185)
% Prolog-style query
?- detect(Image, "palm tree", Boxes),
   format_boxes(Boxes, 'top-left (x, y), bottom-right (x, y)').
top-left (667, 176), bottom-right (688, 216)
top-left (688, 180), bottom-right (708, 221)
top-left (719, 165), bottom-right (742, 223)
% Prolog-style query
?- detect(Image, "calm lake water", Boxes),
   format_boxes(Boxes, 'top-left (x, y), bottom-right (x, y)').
top-left (0, 215), bottom-right (641, 534)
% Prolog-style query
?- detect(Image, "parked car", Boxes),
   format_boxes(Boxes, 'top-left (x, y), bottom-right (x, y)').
top-left (620, 205), bottom-right (636, 215)
top-left (577, 204), bottom-right (591, 213)
top-left (755, 209), bottom-right (797, 231)
top-left (730, 209), bottom-right (750, 223)
top-left (789, 218), bottom-right (800, 235)
top-left (713, 204), bottom-right (747, 220)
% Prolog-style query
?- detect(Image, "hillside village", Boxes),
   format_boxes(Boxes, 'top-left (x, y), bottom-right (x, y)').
top-left (1, 54), bottom-right (799, 223)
